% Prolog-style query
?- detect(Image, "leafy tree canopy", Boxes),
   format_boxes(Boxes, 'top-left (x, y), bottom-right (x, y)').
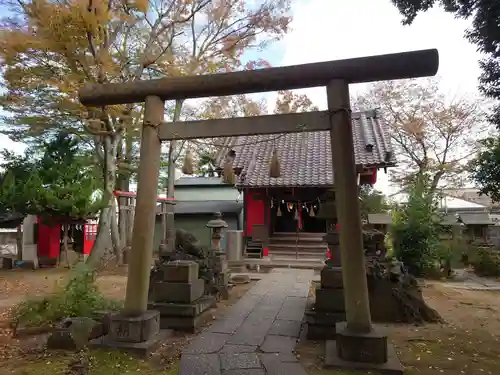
top-left (0, 133), bottom-right (101, 220)
top-left (470, 137), bottom-right (500, 203)
top-left (359, 185), bottom-right (390, 219)
top-left (391, 172), bottom-right (442, 276)
top-left (390, 0), bottom-right (500, 115)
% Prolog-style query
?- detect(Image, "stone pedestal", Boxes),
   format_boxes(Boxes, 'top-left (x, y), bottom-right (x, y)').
top-left (148, 260), bottom-right (215, 333)
top-left (324, 232), bottom-right (341, 267)
top-left (306, 266), bottom-right (345, 340)
top-left (324, 322), bottom-right (403, 374)
top-left (90, 310), bottom-right (167, 357)
top-left (210, 251), bottom-right (230, 300)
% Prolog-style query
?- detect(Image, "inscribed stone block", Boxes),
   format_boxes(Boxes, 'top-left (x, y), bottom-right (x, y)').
top-left (108, 310), bottom-right (160, 343)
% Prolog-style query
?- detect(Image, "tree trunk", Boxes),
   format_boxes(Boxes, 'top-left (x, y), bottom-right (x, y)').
top-left (16, 224), bottom-right (23, 261)
top-left (86, 135), bottom-right (119, 269)
top-left (117, 129), bottom-right (135, 264)
top-left (164, 100), bottom-right (184, 253)
top-left (87, 207), bottom-right (113, 268)
top-left (111, 198), bottom-right (123, 265)
top-left (117, 168), bottom-right (129, 258)
top-left (429, 170), bottom-right (445, 194)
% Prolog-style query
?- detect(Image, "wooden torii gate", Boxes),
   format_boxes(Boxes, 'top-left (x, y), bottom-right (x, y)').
top-left (79, 49), bottom-right (438, 369)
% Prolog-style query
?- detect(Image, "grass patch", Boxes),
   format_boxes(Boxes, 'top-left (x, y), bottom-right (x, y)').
top-left (6, 350), bottom-right (179, 375)
top-left (12, 263), bottom-right (121, 328)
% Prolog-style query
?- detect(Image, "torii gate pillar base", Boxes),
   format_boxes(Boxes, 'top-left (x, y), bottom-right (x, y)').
top-left (324, 323), bottom-right (403, 375)
top-left (90, 310), bottom-right (173, 358)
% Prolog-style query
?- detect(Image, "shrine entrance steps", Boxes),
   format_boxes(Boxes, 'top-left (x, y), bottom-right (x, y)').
top-left (268, 232), bottom-right (327, 261)
top-left (179, 268), bottom-right (314, 375)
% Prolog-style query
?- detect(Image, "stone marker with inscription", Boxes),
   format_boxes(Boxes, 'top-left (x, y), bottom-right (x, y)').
top-left (90, 310), bottom-right (167, 356)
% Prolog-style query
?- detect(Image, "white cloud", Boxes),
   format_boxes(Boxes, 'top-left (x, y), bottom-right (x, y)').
top-left (279, 0), bottom-right (483, 194)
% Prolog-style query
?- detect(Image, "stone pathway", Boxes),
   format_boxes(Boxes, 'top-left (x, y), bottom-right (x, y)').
top-left (180, 268), bottom-right (314, 375)
top-left (442, 269), bottom-right (500, 291)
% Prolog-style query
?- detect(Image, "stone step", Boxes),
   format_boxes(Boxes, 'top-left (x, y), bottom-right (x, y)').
top-left (269, 236), bottom-right (326, 245)
top-left (273, 232), bottom-right (326, 238)
top-left (270, 251), bottom-right (327, 259)
top-left (270, 257), bottom-right (326, 263)
top-left (269, 246), bottom-right (327, 255)
top-left (269, 242), bottom-right (328, 250)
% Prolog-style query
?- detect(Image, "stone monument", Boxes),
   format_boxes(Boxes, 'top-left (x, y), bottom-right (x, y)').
top-left (90, 309), bottom-right (164, 357)
top-left (148, 260), bottom-right (215, 333)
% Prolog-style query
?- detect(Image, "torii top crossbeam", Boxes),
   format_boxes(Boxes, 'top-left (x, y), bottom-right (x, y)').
top-left (79, 49), bottom-right (438, 106)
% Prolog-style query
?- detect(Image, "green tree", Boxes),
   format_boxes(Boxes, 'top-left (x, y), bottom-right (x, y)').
top-left (0, 134), bottom-right (101, 263)
top-left (390, 1), bottom-right (500, 111)
top-left (359, 185), bottom-right (389, 220)
top-left (391, 173), bottom-right (442, 276)
top-left (470, 137), bottom-right (500, 203)
top-left (34, 134), bottom-right (101, 220)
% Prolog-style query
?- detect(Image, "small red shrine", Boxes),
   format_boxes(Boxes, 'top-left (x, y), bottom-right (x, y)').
top-left (28, 216), bottom-right (98, 262)
top-left (216, 109), bottom-right (395, 259)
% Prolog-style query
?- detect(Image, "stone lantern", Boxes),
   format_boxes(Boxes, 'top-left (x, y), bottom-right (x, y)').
top-left (206, 212), bottom-right (228, 255)
top-left (205, 212), bottom-right (230, 299)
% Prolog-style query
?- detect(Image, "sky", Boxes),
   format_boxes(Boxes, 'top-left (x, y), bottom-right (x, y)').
top-left (0, 0), bottom-right (484, 198)
top-left (273, 0), bottom-right (483, 195)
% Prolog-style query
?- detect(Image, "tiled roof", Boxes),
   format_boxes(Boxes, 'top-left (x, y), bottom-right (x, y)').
top-left (216, 110), bottom-right (396, 188)
top-left (443, 189), bottom-right (498, 208)
top-left (458, 213), bottom-right (493, 226)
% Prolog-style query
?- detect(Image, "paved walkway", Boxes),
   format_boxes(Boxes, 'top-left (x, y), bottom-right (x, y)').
top-left (180, 268), bottom-right (314, 375)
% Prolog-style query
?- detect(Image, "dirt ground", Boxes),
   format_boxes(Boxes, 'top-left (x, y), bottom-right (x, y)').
top-left (297, 281), bottom-right (500, 375)
top-left (2, 268), bottom-right (500, 374)
top-left (0, 266), bottom-right (255, 374)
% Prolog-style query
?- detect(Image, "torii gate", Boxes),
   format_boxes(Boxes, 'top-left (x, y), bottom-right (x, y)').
top-left (79, 49), bottom-right (438, 370)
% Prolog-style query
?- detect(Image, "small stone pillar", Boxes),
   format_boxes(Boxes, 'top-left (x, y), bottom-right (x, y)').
top-left (206, 212), bottom-right (230, 300)
top-left (306, 229), bottom-right (345, 340)
top-left (148, 260), bottom-right (216, 333)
